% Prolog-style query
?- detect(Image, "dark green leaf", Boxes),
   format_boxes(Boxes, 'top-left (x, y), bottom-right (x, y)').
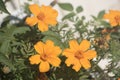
top-left (97, 10), bottom-right (105, 19)
top-left (76, 6), bottom-right (83, 13)
top-left (1, 16), bottom-right (11, 27)
top-left (12, 27), bottom-right (30, 35)
top-left (0, 53), bottom-right (15, 70)
top-left (62, 12), bottom-right (76, 20)
top-left (0, 0), bottom-right (10, 14)
top-left (0, 40), bottom-right (11, 54)
top-left (58, 3), bottom-right (73, 11)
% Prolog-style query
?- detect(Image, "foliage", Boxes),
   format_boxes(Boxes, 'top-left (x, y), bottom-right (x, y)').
top-left (0, 0), bottom-right (120, 80)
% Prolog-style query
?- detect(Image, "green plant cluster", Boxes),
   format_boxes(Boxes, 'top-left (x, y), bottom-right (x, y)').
top-left (0, 0), bottom-right (120, 80)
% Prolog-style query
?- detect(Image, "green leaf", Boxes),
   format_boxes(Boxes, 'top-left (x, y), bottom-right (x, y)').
top-left (42, 31), bottom-right (64, 49)
top-left (0, 0), bottom-right (10, 14)
top-left (62, 12), bottom-right (76, 20)
top-left (58, 3), bottom-right (73, 11)
top-left (0, 40), bottom-right (11, 55)
top-left (1, 16), bottom-right (11, 27)
top-left (97, 10), bottom-right (105, 19)
top-left (0, 53), bottom-right (15, 70)
top-left (91, 15), bottom-right (97, 20)
top-left (76, 6), bottom-right (83, 13)
top-left (12, 27), bottom-right (30, 35)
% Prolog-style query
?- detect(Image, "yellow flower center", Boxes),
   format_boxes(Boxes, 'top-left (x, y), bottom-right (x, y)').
top-left (114, 15), bottom-right (120, 23)
top-left (75, 51), bottom-right (84, 59)
top-left (40, 54), bottom-right (47, 61)
top-left (37, 12), bottom-right (45, 21)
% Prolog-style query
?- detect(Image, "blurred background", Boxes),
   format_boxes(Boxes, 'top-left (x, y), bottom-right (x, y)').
top-left (0, 0), bottom-right (120, 24)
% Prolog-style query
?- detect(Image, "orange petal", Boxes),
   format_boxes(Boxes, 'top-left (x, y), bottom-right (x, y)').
top-left (44, 40), bottom-right (61, 56)
top-left (62, 48), bottom-right (75, 57)
top-left (29, 4), bottom-right (41, 16)
top-left (47, 56), bottom-right (61, 67)
top-left (109, 10), bottom-right (120, 15)
top-left (38, 21), bottom-right (48, 32)
top-left (44, 40), bottom-right (54, 55)
top-left (51, 46), bottom-right (61, 56)
top-left (72, 59), bottom-right (81, 72)
top-left (65, 57), bottom-right (75, 67)
top-left (29, 54), bottom-right (41, 64)
top-left (110, 20), bottom-right (118, 26)
top-left (83, 50), bottom-right (97, 60)
top-left (79, 40), bottom-right (90, 52)
top-left (25, 17), bottom-right (38, 26)
top-left (44, 19), bottom-right (57, 26)
top-left (103, 14), bottom-right (112, 19)
top-left (39, 61), bottom-right (50, 72)
top-left (69, 40), bottom-right (79, 51)
top-left (80, 58), bottom-right (91, 69)
top-left (34, 41), bottom-right (44, 55)
top-left (40, 5), bottom-right (58, 18)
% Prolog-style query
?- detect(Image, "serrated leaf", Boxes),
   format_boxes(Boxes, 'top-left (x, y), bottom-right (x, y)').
top-left (76, 6), bottom-right (83, 13)
top-left (0, 0), bottom-right (10, 14)
top-left (62, 12), bottom-right (76, 20)
top-left (58, 3), bottom-right (73, 11)
top-left (0, 53), bottom-right (15, 70)
top-left (97, 10), bottom-right (105, 19)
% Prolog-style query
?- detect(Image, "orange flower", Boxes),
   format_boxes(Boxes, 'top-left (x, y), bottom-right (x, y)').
top-left (63, 40), bottom-right (97, 72)
top-left (118, 78), bottom-right (120, 80)
top-left (104, 10), bottom-right (120, 27)
top-left (29, 40), bottom-right (61, 72)
top-left (26, 4), bottom-right (58, 32)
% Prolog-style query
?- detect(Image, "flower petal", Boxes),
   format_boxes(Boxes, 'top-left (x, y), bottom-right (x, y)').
top-left (80, 58), bottom-right (91, 69)
top-left (34, 41), bottom-right (44, 55)
top-left (44, 19), bottom-right (57, 26)
top-left (69, 40), bottom-right (79, 51)
top-left (52, 46), bottom-right (61, 56)
top-left (103, 14), bottom-right (113, 20)
top-left (29, 4), bottom-right (41, 16)
top-left (62, 48), bottom-right (75, 57)
top-left (45, 42), bottom-right (61, 56)
top-left (72, 59), bottom-right (81, 72)
top-left (40, 5), bottom-right (58, 18)
top-left (39, 61), bottom-right (50, 72)
top-left (29, 54), bottom-right (41, 64)
top-left (25, 17), bottom-right (38, 26)
top-left (38, 21), bottom-right (48, 32)
top-left (65, 57), bottom-right (74, 67)
top-left (83, 50), bottom-right (97, 60)
top-left (110, 20), bottom-right (118, 26)
top-left (79, 40), bottom-right (90, 52)
top-left (47, 56), bottom-right (61, 67)
top-left (44, 40), bottom-right (54, 54)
